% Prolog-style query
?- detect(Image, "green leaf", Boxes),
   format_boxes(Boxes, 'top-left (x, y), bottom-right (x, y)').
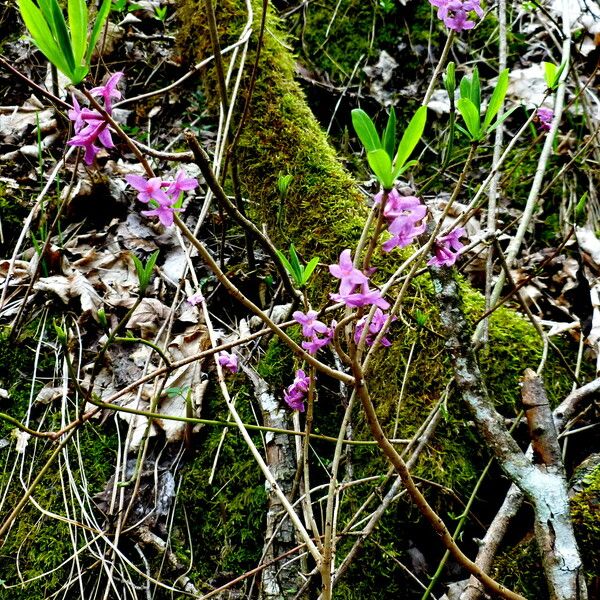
top-left (17, 0), bottom-right (72, 76)
top-left (36, 0), bottom-right (55, 26)
top-left (68, 0), bottom-right (88, 67)
top-left (351, 109), bottom-right (381, 152)
top-left (132, 250), bottom-right (159, 294)
top-left (277, 173), bottom-right (293, 197)
top-left (277, 247), bottom-right (302, 286)
top-left (393, 105), bottom-right (427, 173)
top-left (382, 107), bottom-right (396, 160)
top-left (470, 67), bottom-right (481, 112)
top-left (543, 61), bottom-right (557, 89)
top-left (289, 243), bottom-right (301, 274)
top-left (459, 74), bottom-right (471, 102)
top-left (47, 0), bottom-right (76, 73)
top-left (367, 149), bottom-right (393, 189)
top-left (276, 250), bottom-right (294, 278)
top-left (575, 192), bottom-right (588, 224)
top-left (457, 97), bottom-right (481, 140)
top-left (302, 256), bottom-right (320, 285)
top-left (86, 0), bottom-right (112, 64)
top-left (392, 159), bottom-right (418, 180)
top-left (485, 105), bottom-right (519, 134)
top-left (483, 68), bottom-right (509, 131)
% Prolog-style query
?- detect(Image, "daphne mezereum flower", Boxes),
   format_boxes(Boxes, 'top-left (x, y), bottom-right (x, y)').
top-left (126, 171), bottom-right (199, 227)
top-left (536, 107), bottom-right (554, 132)
top-left (331, 282), bottom-right (390, 310)
top-left (167, 169), bottom-right (199, 199)
top-left (382, 216), bottom-right (427, 252)
top-left (293, 310), bottom-right (328, 338)
top-left (284, 369), bottom-right (311, 411)
top-left (141, 201), bottom-right (181, 227)
top-left (67, 72), bottom-right (125, 165)
top-left (427, 227), bottom-right (467, 267)
top-left (354, 308), bottom-right (396, 348)
top-left (375, 190), bottom-right (427, 224)
top-left (90, 71), bottom-right (124, 114)
top-left (329, 249), bottom-right (369, 296)
top-left (126, 175), bottom-right (171, 204)
top-left (67, 120), bottom-right (114, 165)
top-left (187, 292), bottom-right (205, 306)
top-left (429, 0), bottom-right (483, 32)
top-left (217, 351), bottom-right (238, 373)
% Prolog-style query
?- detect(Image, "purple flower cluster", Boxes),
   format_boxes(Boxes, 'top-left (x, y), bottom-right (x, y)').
top-left (354, 308), bottom-right (396, 348)
top-left (217, 351), bottom-right (238, 373)
top-left (67, 72), bottom-right (124, 164)
top-left (329, 249), bottom-right (389, 310)
top-left (429, 0), bottom-right (483, 32)
top-left (126, 170), bottom-right (198, 227)
top-left (536, 107), bottom-right (554, 132)
top-left (293, 310), bottom-right (335, 355)
top-left (427, 228), bottom-right (466, 267)
top-left (284, 369), bottom-right (311, 412)
top-left (375, 190), bottom-right (427, 253)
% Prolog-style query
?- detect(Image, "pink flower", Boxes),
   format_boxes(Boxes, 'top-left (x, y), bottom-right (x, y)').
top-left (329, 249), bottom-right (369, 296)
top-left (427, 228), bottom-right (466, 267)
top-left (126, 175), bottom-right (171, 204)
top-left (375, 190), bottom-right (427, 224)
top-left (67, 120), bottom-right (114, 165)
top-left (536, 107), bottom-right (554, 132)
top-left (331, 282), bottom-right (390, 310)
top-left (141, 202), bottom-right (181, 227)
top-left (187, 292), bottom-right (205, 306)
top-left (354, 308), bottom-right (396, 347)
top-left (302, 335), bottom-right (331, 355)
top-left (90, 71), bottom-right (124, 114)
top-left (167, 169), bottom-right (199, 198)
top-left (293, 310), bottom-right (328, 338)
top-left (429, 0), bottom-right (483, 32)
top-left (217, 351), bottom-right (238, 373)
top-left (382, 217), bottom-right (426, 252)
top-left (284, 369), bottom-right (311, 411)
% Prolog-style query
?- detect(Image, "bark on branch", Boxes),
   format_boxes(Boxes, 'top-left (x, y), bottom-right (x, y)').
top-left (431, 266), bottom-right (587, 600)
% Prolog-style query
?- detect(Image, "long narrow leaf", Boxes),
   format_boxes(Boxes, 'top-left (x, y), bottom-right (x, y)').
top-left (302, 257), bottom-right (320, 285)
top-left (35, 0), bottom-right (55, 29)
top-left (382, 108), bottom-right (396, 160)
top-left (86, 0), bottom-right (112, 63)
top-left (459, 75), bottom-right (471, 101)
top-left (392, 159), bottom-right (418, 180)
top-left (393, 106), bottom-right (427, 172)
top-left (351, 109), bottom-right (381, 152)
top-left (485, 105), bottom-right (519, 134)
top-left (471, 67), bottom-right (481, 111)
top-left (17, 0), bottom-right (72, 76)
top-left (69, 0), bottom-right (88, 66)
top-left (367, 149), bottom-right (393, 189)
top-left (276, 250), bottom-right (294, 279)
top-left (48, 0), bottom-right (76, 72)
top-left (289, 243), bottom-right (301, 275)
top-left (483, 69), bottom-right (509, 131)
top-left (457, 97), bottom-right (481, 140)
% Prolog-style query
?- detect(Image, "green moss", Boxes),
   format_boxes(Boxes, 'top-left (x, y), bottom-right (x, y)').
top-left (494, 537), bottom-right (548, 598)
top-left (171, 384), bottom-right (266, 590)
top-left (571, 460), bottom-right (600, 581)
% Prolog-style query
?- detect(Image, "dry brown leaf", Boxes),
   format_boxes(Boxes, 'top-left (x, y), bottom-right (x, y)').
top-left (33, 273), bottom-right (103, 319)
top-left (126, 298), bottom-right (171, 336)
